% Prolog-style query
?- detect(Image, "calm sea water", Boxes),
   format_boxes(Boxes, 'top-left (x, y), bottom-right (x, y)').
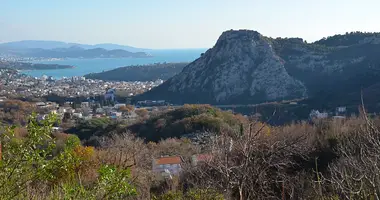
top-left (24, 49), bottom-right (206, 79)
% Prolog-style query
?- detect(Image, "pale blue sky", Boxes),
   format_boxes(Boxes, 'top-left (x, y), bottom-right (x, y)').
top-left (0, 0), bottom-right (379, 49)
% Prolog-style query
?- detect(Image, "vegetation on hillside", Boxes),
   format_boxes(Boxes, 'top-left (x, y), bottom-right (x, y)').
top-left (128, 104), bottom-right (248, 142)
top-left (64, 117), bottom-right (125, 146)
top-left (0, 100), bottom-right (37, 125)
top-left (0, 114), bottom-right (137, 199)
top-left (84, 62), bottom-right (188, 82)
top-left (314, 31), bottom-right (380, 47)
top-left (4, 106), bottom-right (380, 199)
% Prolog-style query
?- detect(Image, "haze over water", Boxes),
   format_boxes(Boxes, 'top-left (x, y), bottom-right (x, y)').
top-left (23, 49), bottom-right (205, 79)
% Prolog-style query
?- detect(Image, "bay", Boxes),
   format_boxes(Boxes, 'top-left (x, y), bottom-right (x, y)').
top-left (23, 49), bottom-right (205, 79)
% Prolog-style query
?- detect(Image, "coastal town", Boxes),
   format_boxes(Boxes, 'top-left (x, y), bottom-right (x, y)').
top-left (0, 68), bottom-right (164, 99)
top-left (0, 68), bottom-right (354, 125)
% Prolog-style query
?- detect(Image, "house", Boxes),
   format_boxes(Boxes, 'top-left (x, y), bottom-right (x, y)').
top-left (81, 102), bottom-right (90, 108)
top-left (36, 102), bottom-right (46, 107)
top-left (336, 106), bottom-right (347, 116)
top-left (152, 156), bottom-right (183, 177)
top-left (336, 106), bottom-right (347, 113)
top-left (102, 106), bottom-right (113, 115)
top-left (104, 88), bottom-right (115, 101)
top-left (46, 102), bottom-right (58, 109)
top-left (110, 111), bottom-right (122, 118)
top-left (191, 154), bottom-right (213, 166)
top-left (83, 115), bottom-right (93, 120)
top-left (333, 116), bottom-right (346, 120)
top-left (64, 102), bottom-right (73, 107)
top-left (52, 127), bottom-right (61, 132)
top-left (72, 112), bottom-right (83, 119)
top-left (95, 108), bottom-right (105, 114)
top-left (114, 103), bottom-right (126, 109)
top-left (309, 110), bottom-right (328, 119)
top-left (57, 107), bottom-right (67, 114)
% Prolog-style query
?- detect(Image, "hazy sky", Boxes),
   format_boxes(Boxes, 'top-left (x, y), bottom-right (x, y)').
top-left (1, 0), bottom-right (379, 49)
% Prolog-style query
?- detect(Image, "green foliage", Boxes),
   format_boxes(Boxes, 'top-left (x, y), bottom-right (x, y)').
top-left (129, 105), bottom-right (247, 142)
top-left (97, 165), bottom-right (137, 199)
top-left (65, 135), bottom-right (81, 150)
top-left (0, 113), bottom-right (137, 200)
top-left (314, 31), bottom-right (380, 47)
top-left (65, 117), bottom-right (119, 140)
top-left (152, 189), bottom-right (224, 200)
top-left (0, 113), bottom-right (58, 199)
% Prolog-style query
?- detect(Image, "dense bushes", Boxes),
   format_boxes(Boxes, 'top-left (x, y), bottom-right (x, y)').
top-left (6, 106), bottom-right (380, 199)
top-left (129, 104), bottom-right (248, 142)
top-left (0, 114), bottom-right (137, 199)
top-left (314, 31), bottom-right (380, 47)
top-left (181, 115), bottom-right (380, 199)
top-left (65, 118), bottom-right (121, 141)
top-left (0, 100), bottom-right (36, 125)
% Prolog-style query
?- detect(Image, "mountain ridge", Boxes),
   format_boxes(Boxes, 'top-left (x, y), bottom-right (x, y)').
top-left (0, 46), bottom-right (150, 59)
top-left (137, 29), bottom-right (380, 105)
top-left (0, 40), bottom-right (148, 52)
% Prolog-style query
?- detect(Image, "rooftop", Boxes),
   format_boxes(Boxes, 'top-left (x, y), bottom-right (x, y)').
top-left (155, 156), bottom-right (182, 165)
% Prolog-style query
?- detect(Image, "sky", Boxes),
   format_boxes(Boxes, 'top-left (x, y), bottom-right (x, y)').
top-left (0, 0), bottom-right (379, 49)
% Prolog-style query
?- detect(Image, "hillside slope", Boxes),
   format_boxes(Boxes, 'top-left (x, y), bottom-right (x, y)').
top-left (138, 30), bottom-right (380, 105)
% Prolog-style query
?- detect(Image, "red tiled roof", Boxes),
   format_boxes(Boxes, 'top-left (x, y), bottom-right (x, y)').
top-left (155, 156), bottom-right (182, 165)
top-left (196, 154), bottom-right (212, 161)
top-left (193, 154), bottom-right (213, 162)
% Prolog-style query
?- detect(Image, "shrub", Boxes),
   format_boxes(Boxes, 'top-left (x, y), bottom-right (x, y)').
top-left (0, 113), bottom-right (137, 199)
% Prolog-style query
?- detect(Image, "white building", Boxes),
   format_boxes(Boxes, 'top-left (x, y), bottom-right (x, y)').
top-left (114, 103), bottom-right (126, 109)
top-left (336, 106), bottom-right (347, 113)
top-left (310, 110), bottom-right (328, 119)
top-left (152, 156), bottom-right (183, 177)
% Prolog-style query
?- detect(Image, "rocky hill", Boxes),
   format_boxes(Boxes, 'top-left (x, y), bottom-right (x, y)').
top-left (137, 30), bottom-right (380, 105)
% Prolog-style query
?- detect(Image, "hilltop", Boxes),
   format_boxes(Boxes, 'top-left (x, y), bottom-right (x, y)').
top-left (137, 30), bottom-right (380, 107)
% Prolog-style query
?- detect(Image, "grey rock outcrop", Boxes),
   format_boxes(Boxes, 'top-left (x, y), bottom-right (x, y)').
top-left (138, 29), bottom-right (380, 105)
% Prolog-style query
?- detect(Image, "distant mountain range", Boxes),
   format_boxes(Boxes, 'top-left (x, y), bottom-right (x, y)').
top-left (0, 43), bottom-right (150, 59)
top-left (137, 30), bottom-right (380, 108)
top-left (0, 40), bottom-right (148, 52)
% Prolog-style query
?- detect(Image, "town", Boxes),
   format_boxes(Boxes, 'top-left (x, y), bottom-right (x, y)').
top-left (0, 68), bottom-right (164, 99)
top-left (0, 68), bottom-right (355, 127)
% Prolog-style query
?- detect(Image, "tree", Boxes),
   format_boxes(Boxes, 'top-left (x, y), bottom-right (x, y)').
top-left (135, 108), bottom-right (149, 119)
top-left (0, 113), bottom-right (137, 199)
top-left (119, 105), bottom-right (134, 113)
top-left (184, 122), bottom-right (307, 200)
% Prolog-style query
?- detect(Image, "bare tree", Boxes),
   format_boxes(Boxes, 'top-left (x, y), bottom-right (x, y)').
top-left (184, 121), bottom-right (310, 200)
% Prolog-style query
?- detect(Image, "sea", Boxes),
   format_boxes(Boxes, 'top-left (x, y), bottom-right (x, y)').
top-left (23, 49), bottom-right (206, 79)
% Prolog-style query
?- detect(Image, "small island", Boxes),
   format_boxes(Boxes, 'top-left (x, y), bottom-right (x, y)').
top-left (0, 61), bottom-right (74, 70)
top-left (84, 62), bottom-right (188, 82)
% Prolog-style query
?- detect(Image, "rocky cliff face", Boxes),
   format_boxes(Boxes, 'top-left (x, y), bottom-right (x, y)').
top-left (138, 30), bottom-right (380, 105)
